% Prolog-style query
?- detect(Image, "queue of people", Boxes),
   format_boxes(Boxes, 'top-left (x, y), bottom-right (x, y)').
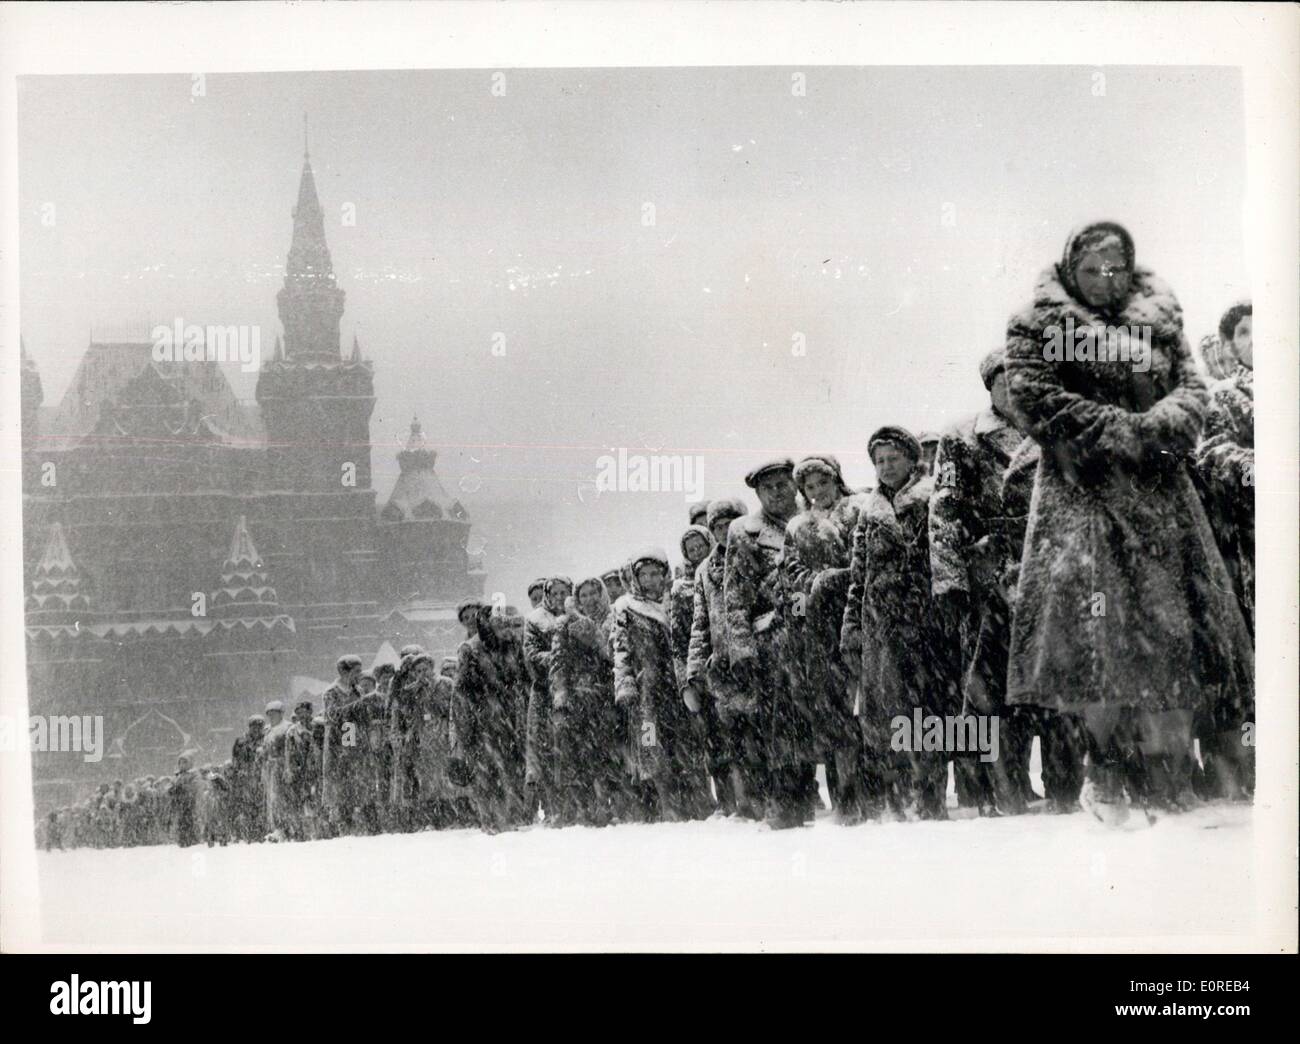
top-left (38, 221), bottom-right (1256, 848)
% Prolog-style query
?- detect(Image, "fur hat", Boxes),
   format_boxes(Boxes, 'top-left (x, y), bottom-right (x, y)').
top-left (867, 425), bottom-right (922, 464)
top-left (264, 700), bottom-right (284, 715)
top-left (336, 654), bottom-right (363, 673)
top-left (792, 455), bottom-right (852, 497)
top-left (744, 458), bottom-right (795, 489)
top-left (456, 597), bottom-right (483, 622)
top-left (979, 346), bottom-right (1006, 390)
top-left (687, 500), bottom-right (710, 525)
top-left (527, 577), bottom-right (547, 596)
top-left (706, 497), bottom-right (748, 527)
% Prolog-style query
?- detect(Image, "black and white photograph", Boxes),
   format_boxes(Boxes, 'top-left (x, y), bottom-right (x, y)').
top-left (0, 1), bottom-right (1295, 976)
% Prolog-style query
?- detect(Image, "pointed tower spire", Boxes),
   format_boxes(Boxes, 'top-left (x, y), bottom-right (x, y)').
top-left (210, 515), bottom-right (291, 625)
top-left (225, 514), bottom-right (261, 570)
top-left (27, 521), bottom-right (91, 626)
top-left (303, 112), bottom-right (310, 160)
top-left (276, 123), bottom-right (345, 361)
top-left (350, 332), bottom-right (362, 363)
top-left (37, 521), bottom-right (75, 574)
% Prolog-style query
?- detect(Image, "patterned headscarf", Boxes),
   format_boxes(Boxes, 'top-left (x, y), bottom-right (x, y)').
top-left (1058, 221), bottom-right (1136, 305)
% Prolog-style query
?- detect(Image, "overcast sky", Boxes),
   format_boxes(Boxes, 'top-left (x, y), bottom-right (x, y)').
top-left (19, 66), bottom-right (1246, 601)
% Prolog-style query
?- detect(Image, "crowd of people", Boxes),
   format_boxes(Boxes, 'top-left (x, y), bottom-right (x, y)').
top-left (38, 220), bottom-right (1256, 849)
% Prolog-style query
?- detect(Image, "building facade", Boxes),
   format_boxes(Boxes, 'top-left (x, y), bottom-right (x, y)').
top-left (22, 146), bottom-right (484, 811)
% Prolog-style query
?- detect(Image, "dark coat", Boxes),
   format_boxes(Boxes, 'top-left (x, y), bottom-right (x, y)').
top-left (725, 507), bottom-right (809, 765)
top-left (1197, 365), bottom-right (1255, 633)
top-left (685, 545), bottom-right (746, 716)
top-left (1004, 262), bottom-right (1254, 715)
top-left (929, 407), bottom-right (1026, 711)
top-left (451, 635), bottom-right (527, 778)
top-left (321, 680), bottom-right (365, 810)
top-left (782, 494), bottom-right (867, 750)
top-left (841, 470), bottom-right (962, 728)
top-left (522, 606), bottom-right (561, 785)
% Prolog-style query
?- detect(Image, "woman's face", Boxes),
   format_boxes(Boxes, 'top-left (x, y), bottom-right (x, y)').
top-left (1073, 245), bottom-right (1131, 310)
top-left (1232, 315), bottom-right (1253, 368)
top-left (635, 561), bottom-right (668, 601)
top-left (801, 470), bottom-right (841, 509)
top-left (709, 517), bottom-right (733, 546)
top-left (545, 582), bottom-right (572, 612)
top-left (872, 444), bottom-right (913, 491)
top-left (682, 533), bottom-right (710, 565)
top-left (577, 581), bottom-right (602, 616)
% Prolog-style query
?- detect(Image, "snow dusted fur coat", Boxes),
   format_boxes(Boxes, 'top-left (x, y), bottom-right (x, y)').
top-left (612, 590), bottom-right (689, 782)
top-left (841, 470), bottom-right (961, 728)
top-left (1197, 366), bottom-right (1255, 634)
top-left (1004, 262), bottom-right (1254, 716)
top-left (782, 493), bottom-right (867, 747)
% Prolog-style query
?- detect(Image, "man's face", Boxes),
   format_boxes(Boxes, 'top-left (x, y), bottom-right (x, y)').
top-left (266, 710), bottom-right (284, 727)
top-left (343, 665), bottom-right (362, 687)
top-left (756, 472), bottom-right (798, 520)
top-left (358, 677), bottom-right (376, 696)
top-left (636, 561), bottom-right (668, 601)
top-left (709, 517), bottom-right (734, 547)
top-left (248, 722), bottom-right (265, 741)
top-left (294, 708), bottom-right (312, 727)
top-left (801, 470), bottom-right (840, 510)
top-left (602, 575), bottom-right (624, 600)
top-left (682, 532), bottom-right (710, 566)
top-left (872, 445), bottom-right (913, 491)
top-left (1073, 245), bottom-right (1131, 310)
top-left (1232, 315), bottom-right (1252, 368)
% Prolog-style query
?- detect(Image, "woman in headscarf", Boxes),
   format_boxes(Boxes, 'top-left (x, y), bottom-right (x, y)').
top-left (451, 604), bottom-right (530, 833)
top-left (668, 525), bottom-right (718, 816)
top-left (613, 548), bottom-right (707, 821)
top-left (1004, 222), bottom-right (1253, 822)
top-left (523, 576), bottom-right (572, 825)
top-left (1195, 300), bottom-right (1254, 798)
top-left (783, 454), bottom-right (868, 823)
top-left (841, 427), bottom-right (961, 821)
top-left (549, 576), bottom-right (620, 826)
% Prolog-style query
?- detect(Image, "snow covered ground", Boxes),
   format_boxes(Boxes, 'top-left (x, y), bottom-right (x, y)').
top-left (28, 797), bottom-right (1263, 952)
